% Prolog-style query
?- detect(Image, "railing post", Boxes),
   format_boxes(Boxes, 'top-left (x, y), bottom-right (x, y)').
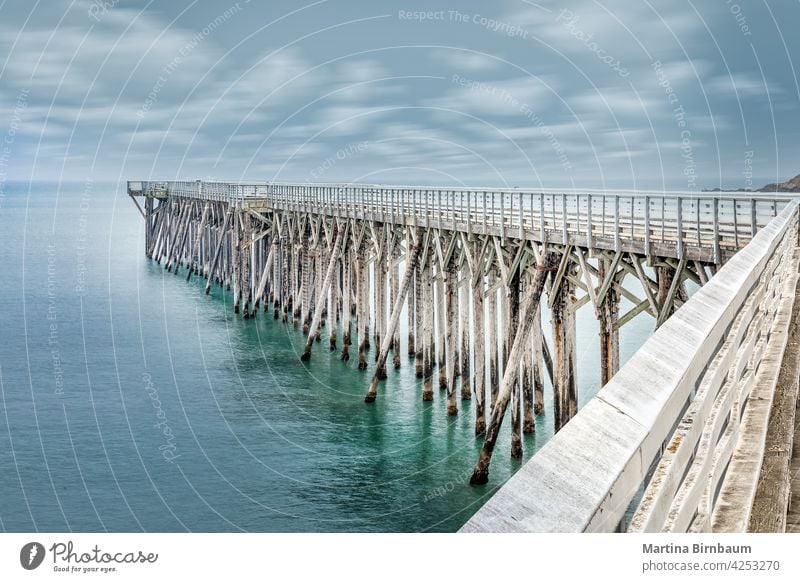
top-left (518, 191), bottom-right (524, 239)
top-left (539, 193), bottom-right (545, 242)
top-left (587, 194), bottom-right (593, 248)
top-left (677, 197), bottom-right (684, 259)
top-left (630, 195), bottom-right (635, 241)
top-left (561, 194), bottom-right (567, 244)
top-left (412, 189), bottom-right (418, 227)
top-left (713, 197), bottom-right (720, 264)
top-left (750, 198), bottom-right (757, 239)
top-left (438, 190), bottom-right (442, 230)
top-left (468, 190), bottom-right (472, 237)
top-left (644, 195), bottom-right (650, 256)
top-left (483, 191), bottom-right (487, 233)
top-left (501, 192), bottom-right (506, 240)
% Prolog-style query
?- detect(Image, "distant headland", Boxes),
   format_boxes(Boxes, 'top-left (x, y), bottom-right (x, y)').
top-left (703, 173), bottom-right (800, 193)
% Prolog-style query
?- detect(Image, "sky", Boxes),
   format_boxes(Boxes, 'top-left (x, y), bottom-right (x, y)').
top-left (0, 0), bottom-right (798, 190)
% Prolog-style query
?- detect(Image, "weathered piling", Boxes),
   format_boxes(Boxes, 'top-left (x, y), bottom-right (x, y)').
top-left (459, 281), bottom-right (471, 400)
top-left (551, 257), bottom-right (578, 432)
top-left (413, 264), bottom-right (424, 377)
top-left (437, 279), bottom-right (447, 390)
top-left (365, 229), bottom-right (423, 402)
top-left (531, 305), bottom-right (545, 415)
top-left (356, 251), bottom-right (370, 370)
top-left (391, 260), bottom-right (401, 367)
top-left (328, 256), bottom-right (338, 350)
top-left (598, 258), bottom-right (620, 385)
top-left (444, 267), bottom-right (459, 416)
top-left (472, 274), bottom-right (486, 435)
top-left (340, 250), bottom-right (352, 361)
top-left (301, 222), bottom-right (347, 361)
top-left (507, 269), bottom-right (522, 458)
top-left (470, 251), bottom-right (559, 485)
top-left (421, 257), bottom-right (435, 401)
top-left (486, 272), bottom-right (499, 408)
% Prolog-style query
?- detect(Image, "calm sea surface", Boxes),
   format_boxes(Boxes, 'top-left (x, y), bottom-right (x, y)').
top-left (0, 182), bottom-right (653, 532)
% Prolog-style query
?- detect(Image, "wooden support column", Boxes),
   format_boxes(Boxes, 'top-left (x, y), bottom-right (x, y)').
top-left (522, 333), bottom-right (534, 433)
top-left (435, 280), bottom-right (447, 376)
top-left (252, 241), bottom-right (275, 315)
top-left (340, 250), bottom-right (352, 361)
top-left (272, 232), bottom-right (282, 318)
top-left (413, 264), bottom-right (424, 376)
top-left (232, 211), bottom-right (241, 314)
top-left (460, 278), bottom-right (471, 400)
top-left (301, 242), bottom-right (312, 332)
top-left (437, 278), bottom-right (448, 389)
top-left (444, 267), bottom-right (459, 416)
top-left (166, 201), bottom-right (192, 273)
top-left (598, 258), bottom-right (620, 386)
top-left (531, 304), bottom-right (545, 415)
top-left (365, 231), bottom-right (423, 401)
top-left (507, 268), bottom-right (522, 458)
top-left (301, 222), bottom-right (347, 360)
top-left (328, 255), bottom-right (339, 350)
top-left (470, 251), bottom-right (559, 485)
top-left (391, 260), bottom-right (401, 368)
top-left (486, 271), bottom-right (499, 408)
top-left (421, 257), bottom-right (435, 401)
top-left (148, 201), bottom-right (167, 260)
top-left (240, 214), bottom-right (253, 318)
top-left (205, 209), bottom-right (231, 295)
top-left (551, 258), bottom-right (578, 433)
top-left (356, 251), bottom-right (369, 370)
top-left (186, 202), bottom-right (210, 281)
top-left (473, 275), bottom-right (486, 435)
top-left (374, 262), bottom-right (386, 359)
top-left (144, 197), bottom-right (154, 256)
top-left (410, 265), bottom-right (420, 360)
top-left (281, 241), bottom-right (291, 322)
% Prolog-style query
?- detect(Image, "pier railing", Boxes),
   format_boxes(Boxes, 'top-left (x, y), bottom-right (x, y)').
top-left (128, 180), bottom-right (794, 261)
top-left (461, 199), bottom-right (800, 533)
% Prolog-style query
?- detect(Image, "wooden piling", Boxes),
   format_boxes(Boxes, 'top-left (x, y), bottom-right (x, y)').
top-left (551, 258), bottom-right (578, 433)
top-left (413, 264), bottom-right (424, 377)
top-left (470, 251), bottom-right (559, 485)
top-left (599, 258), bottom-right (620, 385)
top-left (531, 304), bottom-right (545, 415)
top-left (421, 257), bottom-right (435, 401)
top-left (444, 268), bottom-right (458, 416)
top-left (473, 274), bottom-right (486, 435)
top-left (507, 269), bottom-right (522, 458)
top-left (486, 271), bottom-right (499, 408)
top-left (356, 251), bottom-right (370, 370)
top-left (340, 249), bottom-right (352, 361)
top-left (365, 230), bottom-right (423, 402)
top-left (301, 222), bottom-right (347, 360)
top-left (459, 279), bottom-right (471, 400)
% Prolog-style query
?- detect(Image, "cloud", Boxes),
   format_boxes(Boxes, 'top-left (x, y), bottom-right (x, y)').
top-left (704, 72), bottom-right (778, 98)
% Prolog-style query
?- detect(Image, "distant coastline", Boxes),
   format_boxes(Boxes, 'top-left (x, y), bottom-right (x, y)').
top-left (703, 173), bottom-right (800, 193)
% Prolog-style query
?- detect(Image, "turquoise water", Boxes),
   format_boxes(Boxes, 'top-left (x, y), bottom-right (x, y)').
top-left (0, 182), bottom-right (653, 532)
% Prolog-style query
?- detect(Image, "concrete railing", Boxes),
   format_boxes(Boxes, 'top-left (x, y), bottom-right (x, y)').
top-left (460, 199), bottom-right (799, 533)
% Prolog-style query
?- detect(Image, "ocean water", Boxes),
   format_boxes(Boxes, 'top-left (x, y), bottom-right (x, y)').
top-left (0, 182), bottom-right (654, 532)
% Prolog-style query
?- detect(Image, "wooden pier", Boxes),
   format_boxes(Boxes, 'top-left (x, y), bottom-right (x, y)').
top-left (127, 180), bottom-right (795, 491)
